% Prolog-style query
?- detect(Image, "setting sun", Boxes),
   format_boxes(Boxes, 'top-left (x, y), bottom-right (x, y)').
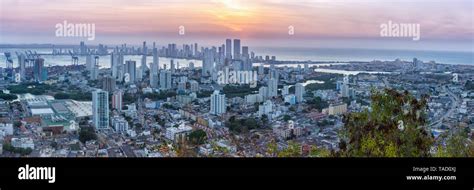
top-left (221, 0), bottom-right (244, 10)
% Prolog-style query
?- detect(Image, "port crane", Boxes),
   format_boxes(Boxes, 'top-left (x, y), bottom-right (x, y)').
top-left (4, 52), bottom-right (13, 69)
top-left (68, 50), bottom-right (79, 66)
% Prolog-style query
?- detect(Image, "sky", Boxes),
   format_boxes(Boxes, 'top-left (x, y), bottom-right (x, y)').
top-left (0, 0), bottom-right (473, 51)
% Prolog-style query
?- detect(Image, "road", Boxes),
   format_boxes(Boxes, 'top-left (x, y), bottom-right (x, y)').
top-left (429, 86), bottom-right (460, 128)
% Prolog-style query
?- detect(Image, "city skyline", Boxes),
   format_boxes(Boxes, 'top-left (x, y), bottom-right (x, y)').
top-left (0, 1), bottom-right (473, 187)
top-left (0, 0), bottom-right (473, 52)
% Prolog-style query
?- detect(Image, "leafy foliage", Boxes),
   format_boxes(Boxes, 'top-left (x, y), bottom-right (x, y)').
top-left (0, 92), bottom-right (17, 100)
top-left (465, 80), bottom-right (474, 90)
top-left (265, 141), bottom-right (330, 157)
top-left (7, 83), bottom-right (54, 95)
top-left (54, 92), bottom-right (92, 101)
top-left (226, 116), bottom-right (261, 133)
top-left (436, 128), bottom-right (474, 157)
top-left (188, 129), bottom-right (207, 145)
top-left (222, 84), bottom-right (259, 98)
top-left (2, 143), bottom-right (32, 155)
top-left (196, 90), bottom-right (213, 98)
top-left (339, 88), bottom-right (433, 157)
top-left (283, 115), bottom-right (292, 122)
top-left (306, 96), bottom-right (329, 111)
top-left (309, 145), bottom-right (331, 157)
top-left (277, 141), bottom-right (302, 157)
top-left (79, 127), bottom-right (97, 143)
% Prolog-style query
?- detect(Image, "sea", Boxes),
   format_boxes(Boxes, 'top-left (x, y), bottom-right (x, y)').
top-left (252, 47), bottom-right (474, 65)
top-left (0, 47), bottom-right (472, 69)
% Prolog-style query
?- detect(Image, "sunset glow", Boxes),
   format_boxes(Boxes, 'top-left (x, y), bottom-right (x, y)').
top-left (0, 0), bottom-right (472, 51)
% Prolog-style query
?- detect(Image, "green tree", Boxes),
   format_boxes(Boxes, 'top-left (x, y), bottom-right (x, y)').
top-left (135, 123), bottom-right (143, 130)
top-left (266, 141), bottom-right (278, 157)
top-left (261, 114), bottom-right (269, 126)
top-left (306, 96), bottom-right (329, 111)
top-left (0, 92), bottom-right (17, 100)
top-left (289, 106), bottom-right (296, 112)
top-left (79, 127), bottom-right (97, 143)
top-left (226, 117), bottom-right (261, 133)
top-left (277, 141), bottom-right (302, 157)
top-left (51, 141), bottom-right (58, 149)
top-left (188, 129), bottom-right (207, 145)
top-left (222, 84), bottom-right (259, 98)
top-left (309, 145), bottom-right (331, 157)
top-left (3, 143), bottom-right (14, 152)
top-left (2, 143), bottom-right (32, 155)
top-left (54, 93), bottom-right (70, 99)
top-left (465, 80), bottom-right (474, 90)
top-left (339, 88), bottom-right (433, 157)
top-left (13, 121), bottom-right (22, 128)
top-left (436, 128), bottom-right (473, 157)
top-left (244, 118), bottom-right (259, 129)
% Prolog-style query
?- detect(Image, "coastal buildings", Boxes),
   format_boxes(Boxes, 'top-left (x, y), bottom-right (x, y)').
top-left (284, 94), bottom-right (296, 105)
top-left (258, 100), bottom-right (273, 116)
top-left (33, 58), bottom-right (47, 82)
top-left (1, 38), bottom-right (472, 159)
top-left (0, 123), bottom-right (13, 139)
top-left (245, 94), bottom-right (263, 104)
top-left (210, 90), bottom-right (226, 115)
top-left (273, 121), bottom-right (304, 140)
top-left (233, 39), bottom-right (241, 59)
top-left (18, 54), bottom-right (26, 81)
top-left (112, 90), bottom-right (123, 111)
top-left (92, 89), bottom-right (109, 130)
top-left (189, 80), bottom-right (199, 92)
top-left (259, 86), bottom-right (269, 100)
top-left (150, 45), bottom-right (160, 88)
top-left (202, 48), bottom-right (214, 77)
top-left (111, 116), bottom-right (129, 133)
top-left (159, 70), bottom-right (172, 90)
top-left (102, 76), bottom-right (116, 92)
top-left (91, 56), bottom-right (99, 80)
top-left (125, 60), bottom-right (137, 83)
top-left (11, 137), bottom-right (35, 149)
top-left (282, 85), bottom-right (290, 96)
top-left (225, 39), bottom-right (232, 59)
top-left (165, 124), bottom-right (192, 143)
top-left (268, 78), bottom-right (278, 98)
top-left (327, 103), bottom-right (348, 115)
top-left (295, 83), bottom-right (305, 103)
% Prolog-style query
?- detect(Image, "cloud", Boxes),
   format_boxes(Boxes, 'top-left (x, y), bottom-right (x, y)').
top-left (0, 0), bottom-right (472, 49)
